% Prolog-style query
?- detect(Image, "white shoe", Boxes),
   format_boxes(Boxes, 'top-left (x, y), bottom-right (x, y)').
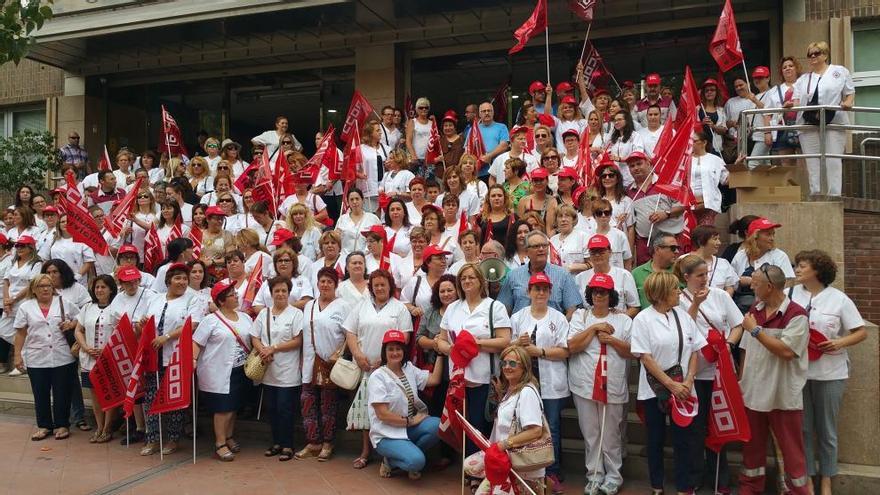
top-left (8, 368), bottom-right (23, 376)
top-left (584, 480), bottom-right (601, 495)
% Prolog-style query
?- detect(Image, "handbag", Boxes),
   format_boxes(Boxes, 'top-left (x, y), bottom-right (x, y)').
top-left (484, 300), bottom-right (500, 422)
top-left (330, 353), bottom-right (363, 391)
top-left (507, 385), bottom-right (555, 472)
top-left (56, 294), bottom-right (79, 355)
top-left (380, 366), bottom-right (428, 416)
top-left (217, 313), bottom-right (263, 381)
top-left (802, 74), bottom-right (836, 126)
top-left (645, 309), bottom-right (684, 408)
top-left (309, 301), bottom-right (337, 389)
top-left (774, 85), bottom-right (800, 148)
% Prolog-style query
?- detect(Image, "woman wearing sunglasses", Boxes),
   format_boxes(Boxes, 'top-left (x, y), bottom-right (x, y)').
top-left (187, 156), bottom-right (212, 199)
top-left (405, 97), bottom-right (433, 176)
top-left (730, 218), bottom-right (795, 313)
top-left (589, 198), bottom-right (633, 271)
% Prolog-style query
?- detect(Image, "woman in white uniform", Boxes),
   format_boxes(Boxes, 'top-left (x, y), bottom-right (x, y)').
top-left (5, 206), bottom-right (41, 244)
top-left (550, 205), bottom-right (591, 274)
top-left (435, 166), bottom-right (480, 220)
top-left (568, 273), bottom-right (633, 495)
top-left (1, 235), bottom-right (42, 374)
top-left (193, 279), bottom-right (251, 462)
top-left (308, 231), bottom-right (346, 295)
top-left (436, 263), bottom-right (511, 454)
top-left (686, 225), bottom-right (738, 295)
top-left (252, 248), bottom-right (313, 312)
top-left (45, 215), bottom-right (96, 285)
top-left (383, 198), bottom-right (413, 257)
top-left (689, 130), bottom-right (729, 227)
top-left (575, 234), bottom-right (641, 318)
top-left (335, 188), bottom-right (381, 254)
top-left (13, 274), bottom-right (80, 440)
top-left (250, 276), bottom-right (304, 462)
top-left (731, 218), bottom-right (795, 312)
top-left (401, 245), bottom-right (450, 320)
top-left (605, 111), bottom-right (645, 187)
top-left (359, 121), bottom-right (389, 213)
top-left (336, 252), bottom-right (370, 308)
top-left (510, 271), bottom-right (570, 491)
top-left (343, 269), bottom-right (413, 470)
top-left (379, 149), bottom-right (416, 202)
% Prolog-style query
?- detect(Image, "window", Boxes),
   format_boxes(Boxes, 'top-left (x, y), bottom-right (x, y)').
top-left (853, 24), bottom-right (880, 127)
top-left (0, 107), bottom-right (46, 137)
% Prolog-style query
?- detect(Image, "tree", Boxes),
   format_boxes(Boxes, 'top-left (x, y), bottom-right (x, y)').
top-left (1, 0), bottom-right (54, 66)
top-left (0, 129), bottom-right (61, 192)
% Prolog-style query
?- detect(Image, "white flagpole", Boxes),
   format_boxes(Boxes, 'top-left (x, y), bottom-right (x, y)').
top-left (595, 403), bottom-right (607, 475)
top-left (192, 375), bottom-right (197, 464)
top-left (714, 453), bottom-right (721, 495)
top-left (156, 371), bottom-right (164, 461)
top-left (544, 1), bottom-right (551, 86)
top-left (576, 23), bottom-right (593, 85)
top-left (645, 194), bottom-right (664, 245)
top-left (742, 59), bottom-right (752, 91)
top-left (256, 387), bottom-right (264, 421)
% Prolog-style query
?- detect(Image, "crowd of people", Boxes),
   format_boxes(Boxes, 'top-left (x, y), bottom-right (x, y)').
top-left (2, 39), bottom-right (864, 495)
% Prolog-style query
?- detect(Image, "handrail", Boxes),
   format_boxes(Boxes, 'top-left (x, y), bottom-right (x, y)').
top-left (860, 138), bottom-right (880, 198)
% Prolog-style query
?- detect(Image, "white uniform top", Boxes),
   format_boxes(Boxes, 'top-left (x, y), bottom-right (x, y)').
top-left (699, 255), bottom-right (739, 291)
top-left (58, 283), bottom-right (91, 310)
top-left (631, 306), bottom-right (707, 400)
top-left (690, 153), bottom-right (729, 213)
top-left (384, 225), bottom-right (412, 257)
top-left (250, 306), bottom-right (304, 387)
top-left (400, 273), bottom-right (433, 315)
top-left (307, 257), bottom-right (346, 295)
top-left (392, 253), bottom-right (420, 291)
top-left (435, 190), bottom-right (480, 219)
top-left (575, 266), bottom-right (640, 311)
top-left (678, 287), bottom-right (743, 381)
top-left (144, 291), bottom-right (205, 367)
top-left (638, 126), bottom-right (664, 159)
top-left (550, 230), bottom-right (590, 267)
top-left (6, 226), bottom-right (41, 245)
top-left (194, 311), bottom-right (252, 394)
top-left (108, 287), bottom-right (157, 326)
top-left (568, 309), bottom-right (633, 403)
top-left (465, 180), bottom-right (488, 205)
top-left (573, 215), bottom-right (598, 237)
top-left (48, 238), bottom-right (96, 283)
top-left (380, 124), bottom-right (401, 150)
top-left (602, 227), bottom-right (632, 269)
top-left (336, 212), bottom-right (381, 254)
top-left (440, 297), bottom-right (511, 385)
top-left (342, 297), bottom-right (413, 364)
top-left (296, 227), bottom-right (323, 262)
top-left (14, 296), bottom-right (80, 368)
top-left (336, 280), bottom-right (369, 308)
top-left (491, 385), bottom-right (545, 478)
top-left (156, 223), bottom-right (191, 251)
top-left (749, 90), bottom-right (780, 141)
top-left (368, 363), bottom-right (429, 447)
top-left (301, 298), bottom-right (348, 384)
top-left (789, 284), bottom-right (864, 381)
top-left (606, 132), bottom-right (645, 187)
top-left (510, 307), bottom-right (571, 400)
top-left (252, 130), bottom-right (303, 158)
top-left (253, 274), bottom-right (313, 308)
top-left (405, 202), bottom-right (423, 226)
top-left (489, 151), bottom-right (540, 186)
top-left (365, 251), bottom-right (403, 278)
top-left (358, 144), bottom-right (388, 198)
top-left (550, 116), bottom-right (589, 151)
top-left (380, 170), bottom-right (416, 197)
top-left (731, 248), bottom-right (795, 280)
top-left (244, 250), bottom-right (275, 280)
top-left (4, 259), bottom-right (42, 300)
top-left (723, 96), bottom-right (755, 140)
top-left (76, 302), bottom-right (115, 371)
top-left (278, 192), bottom-right (327, 220)
top-left (793, 65), bottom-right (855, 126)
top-left (129, 212), bottom-right (157, 254)
top-left (250, 220), bottom-right (285, 251)
top-left (315, 151), bottom-right (345, 196)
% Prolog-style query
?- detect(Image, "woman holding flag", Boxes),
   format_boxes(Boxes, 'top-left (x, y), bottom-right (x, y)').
top-left (674, 255), bottom-right (744, 494)
top-left (568, 273), bottom-right (633, 495)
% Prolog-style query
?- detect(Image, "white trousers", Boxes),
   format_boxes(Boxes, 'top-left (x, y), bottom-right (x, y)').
top-left (573, 394), bottom-right (625, 486)
top-left (798, 128), bottom-right (846, 196)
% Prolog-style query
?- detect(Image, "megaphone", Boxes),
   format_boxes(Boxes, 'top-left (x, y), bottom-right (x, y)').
top-left (479, 258), bottom-right (508, 283)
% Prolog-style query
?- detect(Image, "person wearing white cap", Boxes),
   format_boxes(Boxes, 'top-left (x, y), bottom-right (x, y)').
top-left (568, 272), bottom-right (633, 495)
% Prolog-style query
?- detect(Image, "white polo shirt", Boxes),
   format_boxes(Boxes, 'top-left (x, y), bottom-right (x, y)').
top-left (440, 297), bottom-right (511, 385)
top-left (194, 311), bottom-right (252, 394)
top-left (568, 309), bottom-right (633, 404)
top-left (250, 306), bottom-right (304, 388)
top-left (731, 248), bottom-right (795, 280)
top-left (510, 307), bottom-right (570, 400)
top-left (343, 297), bottom-right (412, 364)
top-left (368, 363), bottom-right (429, 447)
top-left (575, 266), bottom-right (640, 311)
top-left (678, 287), bottom-right (744, 381)
top-left (550, 230), bottom-right (590, 267)
top-left (301, 298), bottom-right (348, 384)
top-left (14, 296), bottom-right (80, 368)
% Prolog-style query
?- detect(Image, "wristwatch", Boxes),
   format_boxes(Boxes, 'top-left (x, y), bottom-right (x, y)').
top-left (750, 326), bottom-right (763, 338)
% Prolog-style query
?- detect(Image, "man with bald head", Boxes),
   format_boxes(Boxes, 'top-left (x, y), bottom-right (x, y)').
top-left (465, 101), bottom-right (509, 179)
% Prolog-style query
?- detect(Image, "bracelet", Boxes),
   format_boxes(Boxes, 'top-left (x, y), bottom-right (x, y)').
top-left (405, 416), bottom-right (410, 427)
top-left (541, 348), bottom-right (546, 358)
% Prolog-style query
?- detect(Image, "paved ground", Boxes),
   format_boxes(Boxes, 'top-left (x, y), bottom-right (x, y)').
top-left (0, 414), bottom-right (655, 495)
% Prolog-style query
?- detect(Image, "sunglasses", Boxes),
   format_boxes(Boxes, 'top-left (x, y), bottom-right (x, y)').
top-left (500, 360), bottom-right (521, 369)
top-left (281, 141), bottom-right (293, 145)
top-left (192, 163), bottom-right (203, 167)
top-left (594, 210), bottom-right (612, 217)
top-left (542, 156), bottom-right (559, 161)
top-left (206, 144), bottom-right (218, 149)
top-left (807, 51), bottom-right (823, 58)
top-left (69, 136), bottom-right (80, 140)
top-left (600, 173), bottom-right (616, 179)
top-left (217, 166), bottom-right (230, 170)
top-left (591, 288), bottom-right (610, 296)
top-left (137, 194), bottom-right (150, 199)
top-left (658, 245), bottom-right (680, 252)
top-left (218, 198), bottom-right (234, 203)
top-left (14, 243), bottom-right (31, 248)
top-left (417, 106), bottom-right (430, 110)
top-left (535, 134), bottom-right (549, 138)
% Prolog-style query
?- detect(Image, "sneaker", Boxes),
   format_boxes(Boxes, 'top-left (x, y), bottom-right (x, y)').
top-left (598, 480), bottom-right (620, 495)
top-left (547, 474), bottom-right (566, 495)
top-left (8, 368), bottom-right (23, 377)
top-left (584, 479), bottom-right (602, 495)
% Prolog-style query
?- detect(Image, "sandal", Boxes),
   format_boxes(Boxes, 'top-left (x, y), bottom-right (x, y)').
top-left (161, 441), bottom-right (178, 455)
top-left (295, 445), bottom-right (321, 460)
top-left (31, 428), bottom-right (51, 441)
top-left (214, 444), bottom-right (235, 462)
top-left (352, 456), bottom-right (369, 469)
top-left (317, 445), bottom-right (334, 462)
top-left (76, 420), bottom-right (92, 432)
top-left (89, 431), bottom-right (100, 443)
top-left (96, 432), bottom-right (113, 444)
top-left (54, 428), bottom-right (70, 440)
top-left (225, 437), bottom-right (241, 453)
top-left (378, 458), bottom-right (393, 478)
top-left (264, 445), bottom-right (282, 457)
top-left (278, 448), bottom-right (294, 462)
top-left (140, 442), bottom-right (160, 456)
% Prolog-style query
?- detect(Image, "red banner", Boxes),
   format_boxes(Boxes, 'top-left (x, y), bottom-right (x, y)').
top-left (404, 94), bottom-right (416, 121)
top-left (591, 343), bottom-right (608, 403)
top-left (251, 178), bottom-right (277, 219)
top-left (143, 224), bottom-right (163, 274)
top-left (150, 317), bottom-right (194, 414)
top-left (509, 0), bottom-right (547, 55)
top-left (576, 129), bottom-right (593, 188)
top-left (88, 313), bottom-right (138, 410)
top-left (652, 119), bottom-right (694, 207)
top-left (424, 118), bottom-right (443, 165)
top-left (580, 42), bottom-right (612, 93)
top-left (242, 256), bottom-right (263, 312)
top-left (491, 81), bottom-right (510, 125)
top-left (704, 329), bottom-right (751, 451)
top-left (159, 105), bottom-right (189, 157)
top-left (710, 0), bottom-right (744, 72)
top-left (439, 365), bottom-right (466, 450)
top-left (341, 121), bottom-right (362, 182)
top-left (63, 169), bottom-right (84, 208)
top-left (123, 316), bottom-right (156, 418)
top-left (58, 196), bottom-right (109, 256)
top-left (103, 177), bottom-right (144, 238)
top-left (98, 145), bottom-right (112, 172)
top-left (569, 0), bottom-right (596, 21)
top-left (465, 119), bottom-right (485, 166)
top-left (189, 225), bottom-right (203, 259)
top-left (340, 90), bottom-right (376, 144)
top-left (310, 125), bottom-right (341, 180)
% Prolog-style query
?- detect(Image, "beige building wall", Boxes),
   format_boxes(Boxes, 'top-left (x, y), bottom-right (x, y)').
top-left (0, 59), bottom-right (63, 107)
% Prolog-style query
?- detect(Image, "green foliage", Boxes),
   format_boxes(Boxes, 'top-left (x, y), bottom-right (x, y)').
top-left (0, 0), bottom-right (54, 66)
top-left (0, 129), bottom-right (61, 192)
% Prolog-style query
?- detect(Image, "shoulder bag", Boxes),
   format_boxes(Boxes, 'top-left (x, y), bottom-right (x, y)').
top-left (484, 300), bottom-right (500, 422)
top-left (774, 85), bottom-right (800, 148)
top-left (218, 313), bottom-right (265, 381)
top-left (507, 385), bottom-right (555, 471)
top-left (802, 74), bottom-right (836, 125)
top-left (644, 308), bottom-right (684, 409)
top-left (310, 301), bottom-right (337, 388)
top-left (330, 308), bottom-right (363, 390)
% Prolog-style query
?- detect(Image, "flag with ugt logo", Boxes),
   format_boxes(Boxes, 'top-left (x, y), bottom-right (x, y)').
top-left (150, 317), bottom-right (194, 414)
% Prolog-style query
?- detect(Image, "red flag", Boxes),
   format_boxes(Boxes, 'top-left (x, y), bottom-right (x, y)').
top-left (251, 178), bottom-right (277, 219)
top-left (424, 118), bottom-right (443, 165)
top-left (675, 66), bottom-right (701, 131)
top-left (98, 145), bottom-right (112, 172)
top-left (580, 42), bottom-right (613, 93)
top-left (710, 0), bottom-right (744, 72)
top-left (123, 316), bottom-right (156, 418)
top-left (311, 125), bottom-right (341, 180)
top-left (509, 0), bottom-right (547, 55)
top-left (273, 146), bottom-right (297, 200)
top-left (439, 365), bottom-right (466, 450)
top-left (143, 224), bottom-right (164, 274)
top-left (716, 71), bottom-right (731, 104)
top-left (680, 209), bottom-right (697, 253)
top-left (150, 317), bottom-right (194, 414)
top-left (457, 210), bottom-right (468, 237)
top-left (652, 120), bottom-right (695, 207)
top-left (340, 90), bottom-right (376, 144)
top-left (159, 105), bottom-right (189, 157)
top-left (465, 119), bottom-right (485, 166)
top-left (549, 241), bottom-right (562, 265)
top-left (234, 157), bottom-right (260, 193)
top-left (569, 0), bottom-right (596, 21)
top-left (88, 313), bottom-right (138, 410)
top-left (491, 81), bottom-right (510, 125)
top-left (379, 233), bottom-right (395, 272)
top-left (576, 130), bottom-right (594, 188)
top-left (404, 94), bottom-right (416, 121)
top-left (103, 177), bottom-right (144, 238)
top-left (341, 121), bottom-right (363, 182)
top-left (591, 343), bottom-right (608, 403)
top-left (58, 196), bottom-right (109, 256)
top-left (168, 215), bottom-right (183, 244)
top-left (242, 256), bottom-right (263, 312)
top-left (63, 169), bottom-right (84, 207)
top-left (188, 225), bottom-right (203, 259)
top-left (704, 329), bottom-right (751, 451)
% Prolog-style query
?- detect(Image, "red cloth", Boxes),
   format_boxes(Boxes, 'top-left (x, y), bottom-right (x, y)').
top-left (103, 177), bottom-right (144, 238)
top-left (150, 317), bottom-right (194, 414)
top-left (189, 225), bottom-right (203, 259)
top-left (465, 119), bottom-right (486, 166)
top-left (142, 224), bottom-right (163, 274)
top-left (710, 0), bottom-right (744, 72)
top-left (568, 0), bottom-right (596, 21)
top-left (159, 105), bottom-right (189, 157)
top-left (485, 443), bottom-right (514, 492)
top-left (424, 118), bottom-right (443, 164)
top-left (340, 90), bottom-right (375, 144)
top-left (703, 329), bottom-right (751, 452)
top-left (591, 343), bottom-right (608, 403)
top-left (740, 409), bottom-right (809, 495)
top-left (450, 330), bottom-right (479, 369)
top-left (88, 314), bottom-right (138, 410)
top-left (509, 0), bottom-right (547, 55)
top-left (123, 316), bottom-right (157, 418)
top-left (341, 121), bottom-right (363, 183)
top-left (241, 256), bottom-right (263, 312)
top-left (439, 330), bottom-right (478, 450)
top-left (58, 196), bottom-right (109, 256)
top-left (98, 145), bottom-right (112, 171)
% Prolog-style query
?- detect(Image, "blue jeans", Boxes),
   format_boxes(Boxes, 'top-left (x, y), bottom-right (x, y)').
top-left (466, 384), bottom-right (491, 455)
top-left (543, 397), bottom-right (566, 477)
top-left (265, 385), bottom-right (299, 449)
top-left (374, 416), bottom-right (441, 472)
top-left (69, 363), bottom-right (85, 423)
top-left (643, 397), bottom-right (695, 492)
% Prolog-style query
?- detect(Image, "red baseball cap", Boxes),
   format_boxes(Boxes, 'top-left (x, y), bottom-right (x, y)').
top-left (557, 167), bottom-right (579, 180)
top-left (15, 235), bottom-right (36, 246)
top-left (625, 151), bottom-right (649, 163)
top-left (361, 224), bottom-right (387, 242)
top-left (623, 80), bottom-right (635, 89)
top-left (205, 205), bottom-right (225, 217)
top-left (421, 204), bottom-right (443, 216)
top-left (593, 88), bottom-right (610, 98)
top-left (118, 244), bottom-right (139, 257)
top-left (441, 110), bottom-right (458, 123)
top-left (752, 66), bottom-right (771, 79)
top-left (588, 272), bottom-right (614, 290)
top-left (166, 262), bottom-right (190, 274)
top-left (560, 95), bottom-right (578, 106)
top-left (528, 271), bottom-right (553, 288)
top-left (509, 125), bottom-right (529, 136)
top-left (528, 81), bottom-right (546, 94)
top-left (572, 186), bottom-right (588, 207)
top-left (421, 244), bottom-right (451, 264)
top-left (271, 228), bottom-right (295, 246)
top-left (43, 206), bottom-right (59, 215)
top-left (561, 128), bottom-right (580, 140)
top-left (211, 278), bottom-right (236, 302)
top-left (530, 168), bottom-right (549, 180)
top-left (746, 217), bottom-right (782, 237)
top-left (450, 329), bottom-right (479, 368)
top-left (702, 78), bottom-right (719, 89)
top-left (588, 235), bottom-right (611, 251)
top-left (116, 265), bottom-right (142, 282)
top-left (382, 329), bottom-right (407, 345)
top-left (669, 394), bottom-right (698, 427)
top-left (645, 73), bottom-right (662, 86)
top-left (556, 81), bottom-right (574, 93)
top-left (0, 233), bottom-right (7, 245)
top-left (808, 329), bottom-right (829, 361)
